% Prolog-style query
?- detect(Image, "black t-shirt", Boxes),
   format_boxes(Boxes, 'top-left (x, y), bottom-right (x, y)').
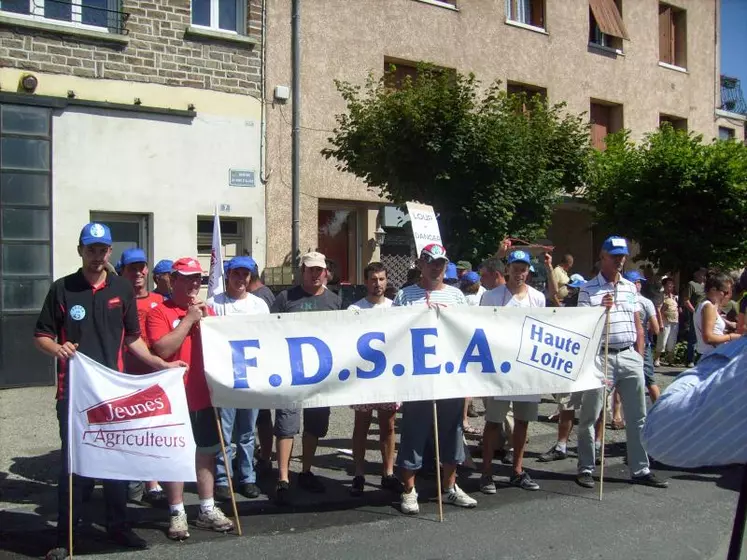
top-left (35, 269), bottom-right (140, 399)
top-left (271, 285), bottom-right (342, 313)
top-left (251, 285), bottom-right (276, 309)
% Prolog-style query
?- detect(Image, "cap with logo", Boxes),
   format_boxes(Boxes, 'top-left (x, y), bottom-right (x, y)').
top-left (623, 271), bottom-right (646, 283)
top-left (602, 236), bottom-right (629, 256)
top-left (456, 260), bottom-right (472, 271)
top-left (461, 271), bottom-right (480, 284)
top-left (172, 257), bottom-right (203, 275)
top-left (153, 259), bottom-right (173, 275)
top-left (444, 262), bottom-right (458, 280)
top-left (507, 250), bottom-right (531, 265)
top-left (567, 273), bottom-right (587, 289)
top-left (300, 251), bottom-right (327, 269)
top-left (226, 255), bottom-right (258, 272)
top-left (120, 248), bottom-right (147, 266)
top-left (420, 243), bottom-right (448, 263)
top-left (79, 222), bottom-right (112, 246)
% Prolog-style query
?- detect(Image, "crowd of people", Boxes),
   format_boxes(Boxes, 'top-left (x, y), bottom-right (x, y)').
top-left (34, 222), bottom-right (747, 560)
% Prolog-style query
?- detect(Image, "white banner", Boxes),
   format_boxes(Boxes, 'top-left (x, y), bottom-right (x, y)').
top-left (201, 306), bottom-right (607, 409)
top-left (68, 353), bottom-right (196, 482)
top-left (406, 202), bottom-right (443, 255)
top-left (207, 204), bottom-right (225, 299)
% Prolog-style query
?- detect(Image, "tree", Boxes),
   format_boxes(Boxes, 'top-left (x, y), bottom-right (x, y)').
top-left (322, 65), bottom-right (592, 261)
top-left (587, 125), bottom-right (747, 276)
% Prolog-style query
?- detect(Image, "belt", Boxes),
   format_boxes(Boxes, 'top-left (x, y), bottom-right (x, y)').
top-left (607, 345), bottom-right (633, 354)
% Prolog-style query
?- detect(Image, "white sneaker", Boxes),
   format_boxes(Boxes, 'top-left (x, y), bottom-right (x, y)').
top-left (167, 511), bottom-right (190, 540)
top-left (444, 484), bottom-right (477, 508)
top-left (196, 506), bottom-right (234, 532)
top-left (654, 359), bottom-right (661, 367)
top-left (400, 488), bottom-right (419, 515)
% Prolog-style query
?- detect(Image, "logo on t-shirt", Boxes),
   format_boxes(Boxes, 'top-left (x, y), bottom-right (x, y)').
top-left (70, 305), bottom-right (86, 321)
top-left (107, 297), bottom-right (121, 309)
top-left (150, 302), bottom-right (159, 309)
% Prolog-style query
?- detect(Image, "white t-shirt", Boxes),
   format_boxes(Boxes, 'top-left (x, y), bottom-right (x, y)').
top-left (206, 292), bottom-right (270, 316)
top-left (464, 285), bottom-right (486, 307)
top-left (694, 300), bottom-right (726, 356)
top-left (348, 297), bottom-right (393, 310)
top-left (481, 284), bottom-right (546, 308)
top-left (481, 284), bottom-right (544, 402)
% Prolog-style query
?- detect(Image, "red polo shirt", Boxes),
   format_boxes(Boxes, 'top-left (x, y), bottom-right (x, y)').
top-left (123, 291), bottom-right (164, 374)
top-left (146, 299), bottom-right (214, 411)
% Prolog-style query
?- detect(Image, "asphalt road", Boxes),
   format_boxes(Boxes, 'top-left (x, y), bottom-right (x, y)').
top-left (1, 367), bottom-right (745, 560)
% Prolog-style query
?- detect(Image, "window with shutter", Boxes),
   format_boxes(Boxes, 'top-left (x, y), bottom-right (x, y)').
top-left (590, 101), bottom-right (623, 151)
top-left (659, 3), bottom-right (686, 69)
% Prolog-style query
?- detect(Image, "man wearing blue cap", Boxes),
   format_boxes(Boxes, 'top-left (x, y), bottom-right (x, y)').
top-left (152, 259), bottom-right (173, 299)
top-left (574, 236), bottom-right (667, 489)
top-left (480, 249), bottom-right (546, 493)
top-left (206, 256), bottom-right (270, 501)
top-left (34, 223), bottom-right (187, 559)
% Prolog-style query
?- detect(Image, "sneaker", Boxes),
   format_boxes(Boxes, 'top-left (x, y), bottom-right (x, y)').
top-left (275, 480), bottom-right (291, 506)
top-left (239, 483), bottom-right (261, 499)
top-left (479, 474), bottom-right (496, 495)
top-left (108, 527), bottom-right (149, 549)
top-left (631, 472), bottom-right (669, 488)
top-left (576, 472), bottom-right (595, 488)
top-left (538, 445), bottom-right (567, 463)
top-left (510, 471), bottom-right (540, 491)
top-left (167, 510), bottom-right (190, 541)
top-left (400, 488), bottom-right (419, 515)
top-left (653, 359), bottom-right (661, 367)
top-left (350, 475), bottom-right (365, 496)
top-left (501, 449), bottom-right (515, 465)
top-left (45, 547), bottom-right (69, 560)
top-left (214, 485), bottom-right (232, 502)
top-left (143, 489), bottom-right (167, 506)
top-left (381, 474), bottom-right (404, 493)
top-left (687, 362), bottom-right (695, 368)
top-left (196, 506), bottom-right (234, 532)
top-left (444, 484), bottom-right (478, 508)
top-left (298, 471), bottom-right (326, 493)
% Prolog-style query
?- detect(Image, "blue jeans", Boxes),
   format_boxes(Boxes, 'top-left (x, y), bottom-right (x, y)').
top-left (215, 407), bottom-right (259, 486)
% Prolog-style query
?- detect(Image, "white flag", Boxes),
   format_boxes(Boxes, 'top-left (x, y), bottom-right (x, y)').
top-left (207, 204), bottom-right (224, 299)
top-left (68, 352), bottom-right (196, 482)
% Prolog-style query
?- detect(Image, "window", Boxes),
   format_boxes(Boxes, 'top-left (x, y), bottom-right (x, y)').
top-left (0, 104), bottom-right (54, 388)
top-left (318, 208), bottom-right (359, 284)
top-left (0, 0), bottom-right (123, 30)
top-left (659, 3), bottom-right (687, 69)
top-left (505, 0), bottom-right (544, 29)
top-left (719, 127), bottom-right (735, 141)
top-left (507, 82), bottom-right (547, 113)
top-left (659, 114), bottom-right (687, 131)
top-left (383, 58), bottom-right (454, 90)
top-left (590, 101), bottom-right (623, 151)
top-left (197, 217), bottom-right (248, 283)
top-left (90, 212), bottom-right (150, 269)
top-left (191, 0), bottom-right (245, 33)
top-left (589, 0), bottom-right (628, 52)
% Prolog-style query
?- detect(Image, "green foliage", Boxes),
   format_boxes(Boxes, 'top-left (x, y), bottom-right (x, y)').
top-left (322, 65), bottom-right (592, 261)
top-left (587, 125), bottom-right (747, 275)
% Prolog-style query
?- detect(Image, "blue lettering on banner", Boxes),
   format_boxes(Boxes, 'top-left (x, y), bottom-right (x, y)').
top-left (458, 328), bottom-right (497, 373)
top-left (287, 337), bottom-right (333, 386)
top-left (229, 339), bottom-right (260, 389)
top-left (516, 317), bottom-right (589, 380)
top-left (356, 332), bottom-right (387, 379)
top-left (411, 328), bottom-right (441, 375)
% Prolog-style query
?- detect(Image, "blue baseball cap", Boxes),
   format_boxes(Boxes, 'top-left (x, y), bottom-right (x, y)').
top-left (462, 271), bottom-right (480, 284)
top-left (567, 273), bottom-right (587, 288)
top-left (120, 248), bottom-right (147, 266)
top-left (624, 271), bottom-right (646, 283)
top-left (602, 236), bottom-right (629, 256)
top-left (507, 250), bottom-right (531, 265)
top-left (444, 262), bottom-right (458, 280)
top-left (153, 259), bottom-right (173, 275)
top-left (79, 222), bottom-right (112, 246)
top-left (226, 256), bottom-right (257, 272)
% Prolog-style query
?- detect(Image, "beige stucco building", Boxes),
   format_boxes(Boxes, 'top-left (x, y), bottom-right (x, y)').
top-left (264, 0), bottom-right (736, 286)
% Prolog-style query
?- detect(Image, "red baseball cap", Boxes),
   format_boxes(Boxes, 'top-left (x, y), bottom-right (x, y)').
top-left (172, 257), bottom-right (203, 275)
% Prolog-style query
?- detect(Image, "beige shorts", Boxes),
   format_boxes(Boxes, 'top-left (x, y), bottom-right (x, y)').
top-left (554, 392), bottom-right (584, 411)
top-left (484, 399), bottom-right (538, 423)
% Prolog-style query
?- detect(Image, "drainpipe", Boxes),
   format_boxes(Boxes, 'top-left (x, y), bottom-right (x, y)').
top-left (291, 0), bottom-right (301, 270)
top-left (259, 0), bottom-right (268, 185)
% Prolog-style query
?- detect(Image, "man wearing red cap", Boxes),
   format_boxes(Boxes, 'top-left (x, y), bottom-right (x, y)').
top-left (146, 257), bottom-right (234, 540)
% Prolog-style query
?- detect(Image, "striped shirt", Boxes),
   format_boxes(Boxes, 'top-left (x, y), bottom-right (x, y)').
top-left (393, 284), bottom-right (467, 307)
top-left (578, 273), bottom-right (638, 349)
top-left (641, 336), bottom-right (747, 468)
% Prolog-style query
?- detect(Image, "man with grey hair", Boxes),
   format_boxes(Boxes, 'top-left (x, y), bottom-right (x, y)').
top-left (478, 257), bottom-right (506, 292)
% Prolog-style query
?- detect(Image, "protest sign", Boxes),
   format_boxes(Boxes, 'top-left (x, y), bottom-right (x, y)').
top-left (406, 202), bottom-right (443, 255)
top-left (201, 306), bottom-right (607, 409)
top-left (68, 352), bottom-right (196, 481)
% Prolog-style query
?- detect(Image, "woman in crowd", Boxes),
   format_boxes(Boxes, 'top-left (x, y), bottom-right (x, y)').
top-left (655, 276), bottom-right (680, 366)
top-left (694, 271), bottom-right (742, 358)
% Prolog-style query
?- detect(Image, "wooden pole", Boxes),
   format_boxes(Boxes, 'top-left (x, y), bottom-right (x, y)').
top-left (432, 401), bottom-right (444, 523)
top-left (213, 408), bottom-right (242, 536)
top-left (599, 307), bottom-right (611, 501)
top-left (68, 472), bottom-right (74, 558)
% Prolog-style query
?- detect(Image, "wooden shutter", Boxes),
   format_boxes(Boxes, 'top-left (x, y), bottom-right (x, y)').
top-left (530, 0), bottom-right (544, 27)
top-left (659, 4), bottom-right (672, 64)
top-left (590, 103), bottom-right (610, 151)
top-left (589, 0), bottom-right (629, 40)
